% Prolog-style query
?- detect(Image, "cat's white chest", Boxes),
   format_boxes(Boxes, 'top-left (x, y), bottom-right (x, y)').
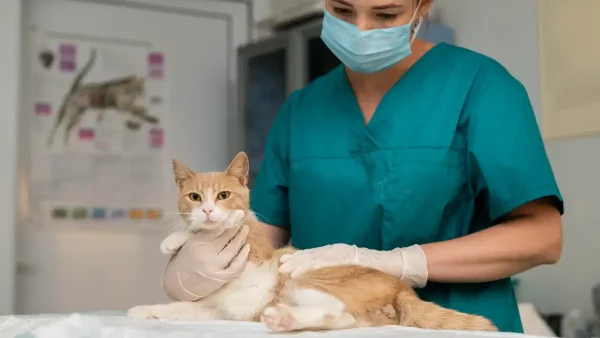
top-left (207, 261), bottom-right (278, 320)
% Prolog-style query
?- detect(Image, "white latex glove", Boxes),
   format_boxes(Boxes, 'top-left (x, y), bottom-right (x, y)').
top-left (161, 209), bottom-right (250, 301)
top-left (279, 243), bottom-right (428, 288)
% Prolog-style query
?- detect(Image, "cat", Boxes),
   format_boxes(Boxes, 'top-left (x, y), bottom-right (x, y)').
top-left (46, 49), bottom-right (159, 147)
top-left (127, 152), bottom-right (498, 332)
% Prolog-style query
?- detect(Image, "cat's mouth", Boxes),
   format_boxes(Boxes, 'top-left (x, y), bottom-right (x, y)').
top-left (186, 209), bottom-right (241, 232)
top-left (189, 219), bottom-right (232, 232)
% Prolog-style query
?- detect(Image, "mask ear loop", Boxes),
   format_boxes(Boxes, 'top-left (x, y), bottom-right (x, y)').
top-left (409, 0), bottom-right (424, 43)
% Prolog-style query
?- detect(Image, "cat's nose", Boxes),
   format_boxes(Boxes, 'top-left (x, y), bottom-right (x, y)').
top-left (202, 208), bottom-right (213, 215)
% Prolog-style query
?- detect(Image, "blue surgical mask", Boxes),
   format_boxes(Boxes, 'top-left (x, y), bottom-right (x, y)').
top-left (320, 6), bottom-right (423, 74)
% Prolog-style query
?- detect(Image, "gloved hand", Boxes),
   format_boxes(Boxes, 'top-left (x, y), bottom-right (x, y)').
top-left (161, 211), bottom-right (250, 301)
top-left (279, 243), bottom-right (428, 288)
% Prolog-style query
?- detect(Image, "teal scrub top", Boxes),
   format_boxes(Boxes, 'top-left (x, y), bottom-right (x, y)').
top-left (250, 43), bottom-right (564, 333)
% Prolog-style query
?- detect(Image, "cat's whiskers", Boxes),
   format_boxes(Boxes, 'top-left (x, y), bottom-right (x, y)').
top-left (178, 218), bottom-right (197, 234)
top-left (164, 217), bottom-right (193, 234)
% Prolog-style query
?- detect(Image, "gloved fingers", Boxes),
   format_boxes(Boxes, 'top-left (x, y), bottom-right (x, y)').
top-left (279, 255), bottom-right (306, 275)
top-left (279, 248), bottom-right (315, 264)
top-left (227, 209), bottom-right (245, 225)
top-left (280, 253), bottom-right (294, 263)
top-left (280, 247), bottom-right (314, 263)
top-left (217, 225), bottom-right (249, 265)
top-left (224, 243), bottom-right (251, 274)
top-left (210, 244), bottom-right (250, 279)
top-left (209, 225), bottom-right (243, 249)
top-left (280, 258), bottom-right (319, 279)
top-left (290, 265), bottom-right (312, 279)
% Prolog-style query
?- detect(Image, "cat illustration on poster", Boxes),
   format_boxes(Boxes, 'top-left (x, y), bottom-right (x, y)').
top-left (46, 48), bottom-right (160, 147)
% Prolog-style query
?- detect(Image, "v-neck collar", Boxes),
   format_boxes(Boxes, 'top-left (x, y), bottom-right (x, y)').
top-left (340, 43), bottom-right (447, 134)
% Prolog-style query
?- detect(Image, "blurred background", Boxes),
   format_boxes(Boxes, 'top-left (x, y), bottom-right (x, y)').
top-left (0, 0), bottom-right (598, 336)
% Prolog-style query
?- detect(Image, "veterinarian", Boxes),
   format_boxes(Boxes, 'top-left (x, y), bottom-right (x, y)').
top-left (162, 0), bottom-right (563, 332)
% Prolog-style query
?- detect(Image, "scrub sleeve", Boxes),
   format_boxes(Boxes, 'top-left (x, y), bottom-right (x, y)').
top-left (442, 61), bottom-right (564, 333)
top-left (250, 93), bottom-right (294, 228)
top-left (466, 62), bottom-right (563, 222)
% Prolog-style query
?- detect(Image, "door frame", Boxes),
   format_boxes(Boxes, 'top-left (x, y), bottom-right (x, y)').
top-left (2, 0), bottom-right (254, 315)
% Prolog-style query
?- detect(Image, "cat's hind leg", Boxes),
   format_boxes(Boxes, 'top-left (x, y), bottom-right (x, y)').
top-left (128, 301), bottom-right (218, 321)
top-left (125, 120), bottom-right (141, 130)
top-left (261, 288), bottom-right (356, 332)
top-left (131, 106), bottom-right (159, 124)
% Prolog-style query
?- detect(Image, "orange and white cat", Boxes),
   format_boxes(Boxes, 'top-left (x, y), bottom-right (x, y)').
top-left (127, 152), bottom-right (498, 332)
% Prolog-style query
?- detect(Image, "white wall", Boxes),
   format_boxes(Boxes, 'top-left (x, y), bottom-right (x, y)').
top-left (0, 0), bottom-right (21, 315)
top-left (252, 0), bottom-right (271, 22)
top-left (433, 0), bottom-right (542, 119)
top-left (435, 0), bottom-right (600, 319)
top-left (253, 0), bottom-right (600, 319)
top-left (0, 0), bottom-right (251, 315)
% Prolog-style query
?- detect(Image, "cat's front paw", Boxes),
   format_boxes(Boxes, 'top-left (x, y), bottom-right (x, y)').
top-left (128, 305), bottom-right (161, 320)
top-left (128, 303), bottom-right (214, 321)
top-left (160, 233), bottom-right (190, 255)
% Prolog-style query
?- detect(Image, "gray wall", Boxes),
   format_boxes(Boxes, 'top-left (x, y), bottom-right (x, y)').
top-left (0, 0), bottom-right (21, 315)
top-left (436, 0), bottom-right (600, 318)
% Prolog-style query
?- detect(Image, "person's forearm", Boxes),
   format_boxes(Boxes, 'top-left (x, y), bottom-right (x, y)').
top-left (421, 202), bottom-right (562, 283)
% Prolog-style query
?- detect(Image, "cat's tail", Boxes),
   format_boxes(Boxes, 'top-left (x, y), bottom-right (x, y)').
top-left (47, 49), bottom-right (97, 147)
top-left (393, 289), bottom-right (498, 332)
top-left (67, 48), bottom-right (97, 93)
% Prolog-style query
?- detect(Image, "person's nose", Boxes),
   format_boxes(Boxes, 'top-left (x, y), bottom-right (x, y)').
top-left (355, 16), bottom-right (372, 31)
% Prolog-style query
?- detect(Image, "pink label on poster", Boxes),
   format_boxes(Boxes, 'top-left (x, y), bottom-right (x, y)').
top-left (147, 52), bottom-right (164, 79)
top-left (79, 128), bottom-right (95, 140)
top-left (59, 43), bottom-right (77, 72)
top-left (149, 128), bottom-right (164, 148)
top-left (35, 102), bottom-right (51, 116)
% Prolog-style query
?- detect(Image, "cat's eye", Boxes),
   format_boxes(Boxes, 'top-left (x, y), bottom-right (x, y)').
top-left (188, 192), bottom-right (201, 202)
top-left (217, 191), bottom-right (231, 200)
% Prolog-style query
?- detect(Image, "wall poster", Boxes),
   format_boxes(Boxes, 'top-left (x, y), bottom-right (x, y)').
top-left (26, 30), bottom-right (171, 227)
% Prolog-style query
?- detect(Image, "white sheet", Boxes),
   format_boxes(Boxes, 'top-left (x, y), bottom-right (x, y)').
top-left (517, 303), bottom-right (556, 337)
top-left (0, 313), bottom-right (554, 338)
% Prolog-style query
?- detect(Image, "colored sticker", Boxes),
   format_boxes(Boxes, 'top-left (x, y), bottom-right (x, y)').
top-left (149, 128), bottom-right (164, 148)
top-left (147, 52), bottom-right (164, 79)
top-left (110, 209), bottom-right (126, 219)
top-left (79, 128), bottom-right (95, 140)
top-left (58, 43), bottom-right (77, 72)
top-left (129, 209), bottom-right (145, 220)
top-left (72, 207), bottom-right (88, 220)
top-left (147, 209), bottom-right (162, 220)
top-left (35, 102), bottom-right (51, 116)
top-left (91, 208), bottom-right (106, 220)
top-left (52, 207), bottom-right (69, 219)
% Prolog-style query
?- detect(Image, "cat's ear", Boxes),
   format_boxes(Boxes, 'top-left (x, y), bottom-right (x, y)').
top-left (225, 152), bottom-right (249, 186)
top-left (172, 158), bottom-right (194, 188)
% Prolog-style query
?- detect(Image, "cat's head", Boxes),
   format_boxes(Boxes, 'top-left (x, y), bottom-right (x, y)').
top-left (172, 152), bottom-right (250, 232)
